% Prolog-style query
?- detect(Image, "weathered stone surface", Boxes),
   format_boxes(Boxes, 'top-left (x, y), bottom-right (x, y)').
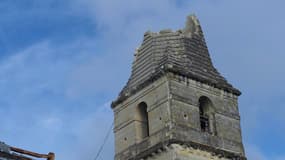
top-left (146, 144), bottom-right (232, 160)
top-left (113, 74), bottom-right (245, 160)
top-left (112, 15), bottom-right (246, 160)
top-left (112, 15), bottom-right (240, 108)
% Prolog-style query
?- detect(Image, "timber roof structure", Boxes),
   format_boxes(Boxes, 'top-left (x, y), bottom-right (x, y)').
top-left (0, 141), bottom-right (54, 160)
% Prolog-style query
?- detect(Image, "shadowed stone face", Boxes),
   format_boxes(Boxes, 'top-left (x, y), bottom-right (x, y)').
top-left (112, 15), bottom-right (246, 160)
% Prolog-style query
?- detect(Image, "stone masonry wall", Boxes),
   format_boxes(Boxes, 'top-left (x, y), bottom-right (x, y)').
top-left (113, 76), bottom-right (171, 156)
top-left (146, 144), bottom-right (231, 160)
top-left (168, 73), bottom-right (244, 155)
top-left (113, 74), bottom-right (245, 160)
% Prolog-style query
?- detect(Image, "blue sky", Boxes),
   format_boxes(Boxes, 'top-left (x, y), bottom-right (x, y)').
top-left (0, 0), bottom-right (284, 160)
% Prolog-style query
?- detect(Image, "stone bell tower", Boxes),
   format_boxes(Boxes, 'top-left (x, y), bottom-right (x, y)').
top-left (111, 15), bottom-right (246, 160)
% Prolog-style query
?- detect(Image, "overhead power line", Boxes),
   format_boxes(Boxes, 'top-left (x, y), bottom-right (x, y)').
top-left (94, 122), bottom-right (114, 160)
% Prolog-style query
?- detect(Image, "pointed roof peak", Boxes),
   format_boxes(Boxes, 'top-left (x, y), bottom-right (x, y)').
top-left (112, 15), bottom-right (240, 108)
top-left (183, 14), bottom-right (201, 37)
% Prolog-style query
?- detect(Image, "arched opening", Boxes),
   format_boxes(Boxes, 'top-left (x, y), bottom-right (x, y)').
top-left (137, 102), bottom-right (149, 139)
top-left (199, 96), bottom-right (216, 135)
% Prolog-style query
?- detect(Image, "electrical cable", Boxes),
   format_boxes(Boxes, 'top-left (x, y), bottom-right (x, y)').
top-left (93, 122), bottom-right (113, 160)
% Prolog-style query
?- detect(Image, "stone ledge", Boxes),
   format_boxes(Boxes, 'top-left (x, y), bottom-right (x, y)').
top-left (112, 68), bottom-right (241, 108)
top-left (115, 139), bottom-right (246, 160)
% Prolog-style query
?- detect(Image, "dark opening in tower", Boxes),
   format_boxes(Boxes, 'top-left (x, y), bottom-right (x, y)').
top-left (199, 96), bottom-right (215, 134)
top-left (137, 102), bottom-right (149, 140)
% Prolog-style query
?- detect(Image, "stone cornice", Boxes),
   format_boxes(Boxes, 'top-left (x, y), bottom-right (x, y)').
top-left (115, 139), bottom-right (247, 160)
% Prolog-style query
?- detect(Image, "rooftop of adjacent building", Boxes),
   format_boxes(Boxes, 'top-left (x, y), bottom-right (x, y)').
top-left (0, 141), bottom-right (55, 160)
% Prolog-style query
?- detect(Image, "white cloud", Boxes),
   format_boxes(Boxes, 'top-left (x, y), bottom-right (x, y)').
top-left (47, 102), bottom-right (114, 160)
top-left (40, 116), bottom-right (63, 131)
top-left (0, 38), bottom-right (115, 159)
top-left (246, 143), bottom-right (285, 160)
top-left (69, 101), bottom-right (114, 160)
top-left (1, 0), bottom-right (285, 160)
top-left (246, 144), bottom-right (267, 160)
top-left (72, 0), bottom-right (174, 31)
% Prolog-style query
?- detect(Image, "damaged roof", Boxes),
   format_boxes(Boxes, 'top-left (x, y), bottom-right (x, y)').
top-left (112, 15), bottom-right (240, 108)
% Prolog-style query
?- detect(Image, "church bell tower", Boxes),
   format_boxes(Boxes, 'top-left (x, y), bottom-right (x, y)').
top-left (111, 15), bottom-right (246, 160)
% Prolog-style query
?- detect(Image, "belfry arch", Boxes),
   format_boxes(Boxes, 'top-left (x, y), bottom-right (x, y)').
top-left (136, 102), bottom-right (149, 141)
top-left (198, 96), bottom-right (216, 135)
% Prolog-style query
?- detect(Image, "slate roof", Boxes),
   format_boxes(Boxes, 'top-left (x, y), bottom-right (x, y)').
top-left (112, 15), bottom-right (241, 108)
